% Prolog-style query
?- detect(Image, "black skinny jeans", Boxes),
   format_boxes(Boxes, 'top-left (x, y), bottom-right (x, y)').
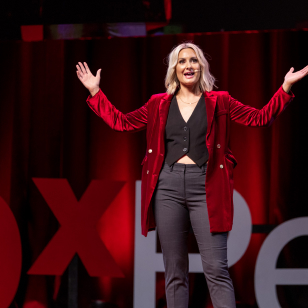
top-left (153, 162), bottom-right (236, 308)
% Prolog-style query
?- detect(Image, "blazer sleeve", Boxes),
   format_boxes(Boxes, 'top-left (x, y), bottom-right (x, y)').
top-left (86, 89), bottom-right (149, 132)
top-left (229, 86), bottom-right (295, 127)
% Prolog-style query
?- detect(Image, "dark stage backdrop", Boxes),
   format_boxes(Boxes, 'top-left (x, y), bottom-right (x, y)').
top-left (1, 30), bottom-right (308, 308)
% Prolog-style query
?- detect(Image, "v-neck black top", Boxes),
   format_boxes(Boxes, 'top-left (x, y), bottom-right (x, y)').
top-left (164, 94), bottom-right (209, 167)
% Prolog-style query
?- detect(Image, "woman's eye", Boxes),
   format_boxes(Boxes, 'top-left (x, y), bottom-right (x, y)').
top-left (192, 58), bottom-right (198, 63)
top-left (179, 60), bottom-right (184, 64)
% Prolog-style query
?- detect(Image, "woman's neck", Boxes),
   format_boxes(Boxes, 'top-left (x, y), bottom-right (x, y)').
top-left (177, 84), bottom-right (201, 99)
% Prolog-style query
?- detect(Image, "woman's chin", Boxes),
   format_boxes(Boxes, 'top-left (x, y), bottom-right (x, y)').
top-left (180, 80), bottom-right (199, 88)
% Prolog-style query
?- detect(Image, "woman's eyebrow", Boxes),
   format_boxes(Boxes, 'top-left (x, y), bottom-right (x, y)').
top-left (178, 57), bottom-right (198, 60)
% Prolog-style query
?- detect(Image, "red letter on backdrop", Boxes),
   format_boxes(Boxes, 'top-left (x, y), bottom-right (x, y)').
top-left (0, 197), bottom-right (22, 307)
top-left (28, 179), bottom-right (124, 277)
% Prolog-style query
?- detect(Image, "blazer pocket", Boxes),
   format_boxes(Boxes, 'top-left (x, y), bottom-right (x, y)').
top-left (215, 109), bottom-right (228, 117)
top-left (224, 152), bottom-right (237, 167)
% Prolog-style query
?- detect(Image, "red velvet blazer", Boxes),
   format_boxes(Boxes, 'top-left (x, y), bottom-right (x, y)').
top-left (87, 86), bottom-right (294, 236)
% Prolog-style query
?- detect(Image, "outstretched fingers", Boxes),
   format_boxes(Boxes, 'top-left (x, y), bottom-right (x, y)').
top-left (76, 71), bottom-right (83, 80)
top-left (302, 65), bottom-right (308, 75)
top-left (83, 62), bottom-right (92, 75)
top-left (298, 65), bottom-right (308, 74)
top-left (76, 64), bottom-right (84, 77)
top-left (296, 66), bottom-right (308, 80)
top-left (78, 62), bottom-right (87, 74)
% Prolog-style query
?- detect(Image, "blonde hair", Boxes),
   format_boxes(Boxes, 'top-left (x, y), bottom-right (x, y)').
top-left (165, 42), bottom-right (216, 95)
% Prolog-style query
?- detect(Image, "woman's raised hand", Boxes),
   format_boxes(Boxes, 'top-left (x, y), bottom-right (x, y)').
top-left (76, 62), bottom-right (101, 96)
top-left (283, 65), bottom-right (308, 93)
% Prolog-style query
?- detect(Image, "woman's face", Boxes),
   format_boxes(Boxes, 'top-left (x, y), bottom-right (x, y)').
top-left (176, 48), bottom-right (201, 89)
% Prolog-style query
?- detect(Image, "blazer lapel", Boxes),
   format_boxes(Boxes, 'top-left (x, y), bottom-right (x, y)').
top-left (158, 93), bottom-right (173, 152)
top-left (159, 93), bottom-right (173, 130)
top-left (204, 91), bottom-right (217, 140)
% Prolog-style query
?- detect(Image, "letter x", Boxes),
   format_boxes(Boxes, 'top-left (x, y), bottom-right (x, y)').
top-left (28, 179), bottom-right (124, 277)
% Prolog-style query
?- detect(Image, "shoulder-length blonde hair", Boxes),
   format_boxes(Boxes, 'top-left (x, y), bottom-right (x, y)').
top-left (165, 42), bottom-right (216, 95)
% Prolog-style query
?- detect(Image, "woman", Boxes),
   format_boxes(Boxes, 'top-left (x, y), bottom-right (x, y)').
top-left (77, 43), bottom-right (308, 308)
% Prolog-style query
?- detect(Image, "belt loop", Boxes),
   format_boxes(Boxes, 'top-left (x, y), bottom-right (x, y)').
top-left (202, 164), bottom-right (205, 173)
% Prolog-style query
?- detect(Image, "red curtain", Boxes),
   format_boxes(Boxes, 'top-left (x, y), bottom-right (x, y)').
top-left (1, 30), bottom-right (308, 307)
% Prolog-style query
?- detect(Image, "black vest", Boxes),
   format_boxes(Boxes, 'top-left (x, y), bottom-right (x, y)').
top-left (164, 94), bottom-right (209, 167)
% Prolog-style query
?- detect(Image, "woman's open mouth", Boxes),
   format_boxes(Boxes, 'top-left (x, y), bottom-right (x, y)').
top-left (184, 71), bottom-right (195, 79)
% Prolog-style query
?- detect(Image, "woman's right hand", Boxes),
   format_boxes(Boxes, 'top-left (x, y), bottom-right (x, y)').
top-left (76, 62), bottom-right (101, 96)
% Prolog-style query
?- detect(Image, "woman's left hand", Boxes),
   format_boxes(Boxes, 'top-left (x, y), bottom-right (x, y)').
top-left (283, 65), bottom-right (308, 93)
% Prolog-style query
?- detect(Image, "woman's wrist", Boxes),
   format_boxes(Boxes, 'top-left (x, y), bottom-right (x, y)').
top-left (89, 87), bottom-right (100, 97)
top-left (282, 81), bottom-right (292, 93)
